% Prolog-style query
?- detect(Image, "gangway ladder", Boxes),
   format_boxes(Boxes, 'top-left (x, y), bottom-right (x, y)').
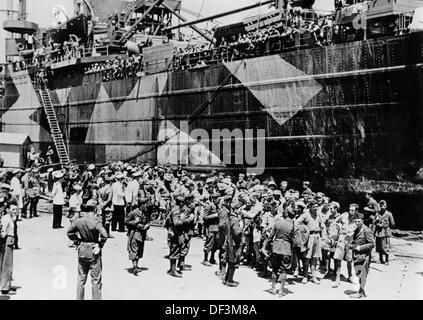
top-left (38, 89), bottom-right (70, 167)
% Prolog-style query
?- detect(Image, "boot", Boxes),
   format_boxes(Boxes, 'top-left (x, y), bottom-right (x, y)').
top-left (209, 251), bottom-right (217, 264)
top-left (384, 254), bottom-right (389, 265)
top-left (224, 265), bottom-right (238, 287)
top-left (167, 260), bottom-right (182, 278)
top-left (311, 265), bottom-right (320, 285)
top-left (202, 251), bottom-right (212, 266)
top-left (179, 257), bottom-right (192, 271)
top-left (379, 253), bottom-right (384, 264)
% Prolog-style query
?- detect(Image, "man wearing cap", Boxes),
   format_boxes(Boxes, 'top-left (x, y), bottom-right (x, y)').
top-left (0, 202), bottom-right (17, 294)
top-left (51, 172), bottom-right (65, 229)
top-left (69, 185), bottom-right (83, 221)
top-left (98, 176), bottom-right (114, 238)
top-left (67, 200), bottom-right (108, 300)
top-left (320, 201), bottom-right (340, 277)
top-left (202, 193), bottom-right (219, 266)
top-left (236, 174), bottom-right (247, 190)
top-left (27, 169), bottom-right (40, 218)
top-left (125, 200), bottom-right (150, 276)
top-left (268, 205), bottom-right (297, 296)
top-left (222, 188), bottom-right (242, 287)
top-left (332, 204), bottom-right (358, 287)
top-left (165, 192), bottom-right (185, 278)
top-left (374, 200), bottom-right (395, 265)
top-left (111, 173), bottom-right (126, 233)
top-left (363, 191), bottom-right (378, 228)
top-left (20, 169), bottom-right (30, 219)
top-left (178, 194), bottom-right (195, 272)
top-left (302, 181), bottom-right (312, 194)
top-left (296, 200), bottom-right (324, 284)
top-left (348, 212), bottom-right (374, 298)
top-left (125, 171), bottom-right (140, 215)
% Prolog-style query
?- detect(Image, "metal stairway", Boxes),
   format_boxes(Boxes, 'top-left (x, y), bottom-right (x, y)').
top-left (38, 89), bottom-right (70, 167)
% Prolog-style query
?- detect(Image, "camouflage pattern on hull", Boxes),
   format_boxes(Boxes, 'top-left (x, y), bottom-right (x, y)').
top-left (1, 32), bottom-right (423, 192)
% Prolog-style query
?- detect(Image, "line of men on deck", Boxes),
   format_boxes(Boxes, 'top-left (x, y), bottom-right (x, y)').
top-left (0, 161), bottom-right (395, 299)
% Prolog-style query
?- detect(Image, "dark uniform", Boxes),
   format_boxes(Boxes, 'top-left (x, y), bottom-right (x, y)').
top-left (166, 203), bottom-right (184, 277)
top-left (179, 200), bottom-right (195, 271)
top-left (67, 204), bottom-right (108, 300)
top-left (374, 209), bottom-right (395, 264)
top-left (223, 207), bottom-right (242, 287)
top-left (216, 199), bottom-right (230, 279)
top-left (98, 181), bottom-right (113, 236)
top-left (202, 199), bottom-right (219, 266)
top-left (125, 207), bottom-right (149, 274)
top-left (269, 217), bottom-right (297, 296)
top-left (349, 215), bottom-right (375, 298)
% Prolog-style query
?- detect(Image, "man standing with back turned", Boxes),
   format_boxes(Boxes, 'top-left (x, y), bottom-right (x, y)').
top-left (67, 200), bottom-right (108, 300)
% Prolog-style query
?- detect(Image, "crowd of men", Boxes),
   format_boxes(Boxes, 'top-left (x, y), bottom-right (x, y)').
top-left (0, 158), bottom-right (396, 299)
top-left (172, 7), bottom-right (336, 71)
top-left (84, 56), bottom-right (144, 82)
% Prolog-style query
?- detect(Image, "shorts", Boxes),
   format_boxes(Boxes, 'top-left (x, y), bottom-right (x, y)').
top-left (127, 237), bottom-right (145, 260)
top-left (305, 234), bottom-right (322, 260)
top-left (271, 253), bottom-right (292, 276)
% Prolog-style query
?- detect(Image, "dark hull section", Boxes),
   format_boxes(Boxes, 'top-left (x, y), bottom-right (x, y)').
top-left (1, 32), bottom-right (423, 228)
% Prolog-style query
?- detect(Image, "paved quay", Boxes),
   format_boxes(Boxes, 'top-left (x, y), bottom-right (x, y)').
top-left (3, 200), bottom-right (423, 300)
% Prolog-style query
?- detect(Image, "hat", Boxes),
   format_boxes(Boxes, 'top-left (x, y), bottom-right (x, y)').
top-left (47, 168), bottom-right (54, 173)
top-left (12, 169), bottom-right (21, 175)
top-left (88, 164), bottom-right (95, 170)
top-left (54, 172), bottom-right (64, 179)
top-left (73, 185), bottom-right (82, 191)
top-left (0, 183), bottom-right (11, 191)
top-left (132, 171), bottom-right (142, 178)
top-left (164, 174), bottom-right (173, 182)
top-left (280, 181), bottom-right (288, 186)
top-left (115, 172), bottom-right (125, 180)
top-left (316, 192), bottom-right (325, 198)
top-left (200, 173), bottom-right (207, 178)
top-left (330, 201), bottom-right (340, 210)
top-left (206, 178), bottom-right (214, 184)
top-left (268, 181), bottom-right (277, 188)
top-left (303, 181), bottom-right (310, 186)
top-left (222, 178), bottom-right (232, 185)
top-left (272, 190), bottom-right (282, 197)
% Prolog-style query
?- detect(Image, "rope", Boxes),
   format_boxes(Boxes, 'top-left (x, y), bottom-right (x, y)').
top-left (188, 0), bottom-right (207, 44)
top-left (123, 59), bottom-right (245, 163)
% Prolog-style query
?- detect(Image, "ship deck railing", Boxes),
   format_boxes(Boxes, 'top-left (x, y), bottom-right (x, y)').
top-left (172, 32), bottom-right (319, 71)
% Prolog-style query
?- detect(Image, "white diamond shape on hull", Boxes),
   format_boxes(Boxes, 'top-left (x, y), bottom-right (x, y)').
top-left (224, 55), bottom-right (322, 126)
top-left (157, 120), bottom-right (223, 167)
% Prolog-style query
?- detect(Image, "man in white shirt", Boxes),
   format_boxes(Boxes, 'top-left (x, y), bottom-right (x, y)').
top-left (51, 172), bottom-right (65, 229)
top-left (125, 171), bottom-right (140, 214)
top-left (111, 173), bottom-right (126, 232)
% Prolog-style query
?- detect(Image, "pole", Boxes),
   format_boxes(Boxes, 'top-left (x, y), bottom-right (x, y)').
top-left (117, 0), bottom-right (165, 44)
top-left (162, 2), bottom-right (214, 44)
top-left (164, 0), bottom-right (274, 31)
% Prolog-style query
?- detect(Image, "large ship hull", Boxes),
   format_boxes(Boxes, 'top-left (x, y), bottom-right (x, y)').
top-left (1, 32), bottom-right (423, 229)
